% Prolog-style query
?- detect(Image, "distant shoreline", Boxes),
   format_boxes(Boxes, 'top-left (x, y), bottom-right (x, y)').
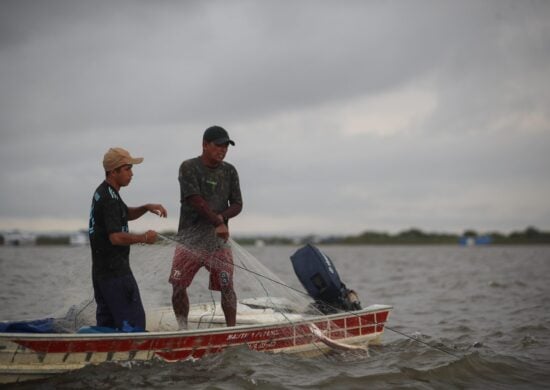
top-left (234, 226), bottom-right (550, 246)
top-left (1, 226), bottom-right (549, 246)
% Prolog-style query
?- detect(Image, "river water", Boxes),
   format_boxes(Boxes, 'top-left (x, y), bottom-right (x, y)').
top-left (1, 244), bottom-right (549, 389)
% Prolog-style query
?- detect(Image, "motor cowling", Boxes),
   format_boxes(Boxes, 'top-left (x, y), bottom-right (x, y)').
top-left (290, 244), bottom-right (361, 314)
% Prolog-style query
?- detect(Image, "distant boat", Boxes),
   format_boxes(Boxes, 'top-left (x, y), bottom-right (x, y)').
top-left (459, 235), bottom-right (492, 246)
top-left (69, 231), bottom-right (89, 246)
top-left (1, 231), bottom-right (36, 246)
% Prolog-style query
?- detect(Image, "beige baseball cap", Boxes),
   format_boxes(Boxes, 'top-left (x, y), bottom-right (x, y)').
top-left (103, 147), bottom-right (144, 171)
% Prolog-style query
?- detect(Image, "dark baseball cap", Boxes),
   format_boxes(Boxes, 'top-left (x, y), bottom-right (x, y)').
top-left (203, 126), bottom-right (235, 146)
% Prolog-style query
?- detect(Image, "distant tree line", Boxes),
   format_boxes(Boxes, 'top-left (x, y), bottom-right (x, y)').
top-left (329, 226), bottom-right (550, 245)
top-left (35, 236), bottom-right (71, 245)
top-left (1, 226), bottom-right (549, 246)
top-left (234, 226), bottom-right (550, 246)
top-left (337, 228), bottom-right (458, 245)
top-left (483, 226), bottom-right (550, 245)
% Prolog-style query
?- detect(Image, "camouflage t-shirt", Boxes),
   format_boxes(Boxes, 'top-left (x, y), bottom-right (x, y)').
top-left (177, 157), bottom-right (242, 251)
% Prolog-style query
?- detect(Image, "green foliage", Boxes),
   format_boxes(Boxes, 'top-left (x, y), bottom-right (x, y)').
top-left (339, 226), bottom-right (550, 245)
top-left (4, 226), bottom-right (549, 247)
top-left (496, 226), bottom-right (550, 244)
top-left (463, 229), bottom-right (478, 237)
top-left (222, 227), bottom-right (550, 246)
top-left (35, 235), bottom-right (70, 245)
top-left (341, 228), bottom-right (458, 245)
top-left (234, 236), bottom-right (295, 246)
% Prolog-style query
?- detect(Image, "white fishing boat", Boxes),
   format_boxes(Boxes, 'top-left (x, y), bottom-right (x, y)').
top-left (0, 301), bottom-right (392, 384)
top-left (0, 243), bottom-right (393, 384)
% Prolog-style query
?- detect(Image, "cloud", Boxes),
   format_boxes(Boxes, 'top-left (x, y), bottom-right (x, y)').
top-left (1, 1), bottom-right (550, 235)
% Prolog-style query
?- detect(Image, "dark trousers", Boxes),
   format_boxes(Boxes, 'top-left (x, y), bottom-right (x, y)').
top-left (92, 273), bottom-right (146, 331)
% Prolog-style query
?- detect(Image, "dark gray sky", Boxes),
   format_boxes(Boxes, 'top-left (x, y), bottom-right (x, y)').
top-left (1, 0), bottom-right (549, 236)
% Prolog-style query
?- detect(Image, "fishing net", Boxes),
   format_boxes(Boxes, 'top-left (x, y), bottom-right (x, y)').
top-left (54, 235), bottom-right (319, 332)
top-left (0, 235), bottom-right (376, 359)
top-left (56, 233), bottom-right (361, 338)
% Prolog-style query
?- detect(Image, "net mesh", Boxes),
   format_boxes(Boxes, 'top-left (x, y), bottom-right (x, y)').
top-left (25, 236), bottom-right (370, 358)
top-left (58, 236), bottom-right (327, 333)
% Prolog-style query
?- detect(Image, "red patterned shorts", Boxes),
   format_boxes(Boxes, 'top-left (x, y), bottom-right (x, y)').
top-left (168, 245), bottom-right (234, 291)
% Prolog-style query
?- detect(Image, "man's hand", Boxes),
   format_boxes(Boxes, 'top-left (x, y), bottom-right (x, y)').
top-left (215, 223), bottom-right (229, 242)
top-left (146, 204), bottom-right (168, 218)
top-left (143, 230), bottom-right (158, 244)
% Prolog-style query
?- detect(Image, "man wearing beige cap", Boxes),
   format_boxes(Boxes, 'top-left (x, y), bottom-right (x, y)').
top-left (88, 147), bottom-right (167, 331)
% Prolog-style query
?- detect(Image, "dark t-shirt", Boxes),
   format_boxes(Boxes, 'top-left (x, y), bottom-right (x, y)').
top-left (177, 157), bottom-right (242, 251)
top-left (89, 181), bottom-right (131, 279)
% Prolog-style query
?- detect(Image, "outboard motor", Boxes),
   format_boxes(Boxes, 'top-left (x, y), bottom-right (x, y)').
top-left (291, 244), bottom-right (361, 314)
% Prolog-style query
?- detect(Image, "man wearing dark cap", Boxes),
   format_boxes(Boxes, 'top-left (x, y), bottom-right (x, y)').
top-left (169, 126), bottom-right (243, 328)
top-left (89, 147), bottom-right (167, 331)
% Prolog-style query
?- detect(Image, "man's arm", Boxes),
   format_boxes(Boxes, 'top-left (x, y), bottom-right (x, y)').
top-left (109, 230), bottom-right (158, 245)
top-left (186, 195), bottom-right (224, 226)
top-left (187, 195), bottom-right (244, 242)
top-left (127, 203), bottom-right (168, 221)
top-left (219, 202), bottom-right (243, 221)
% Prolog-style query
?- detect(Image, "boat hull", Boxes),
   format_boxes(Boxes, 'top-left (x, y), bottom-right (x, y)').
top-left (0, 304), bottom-right (391, 384)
